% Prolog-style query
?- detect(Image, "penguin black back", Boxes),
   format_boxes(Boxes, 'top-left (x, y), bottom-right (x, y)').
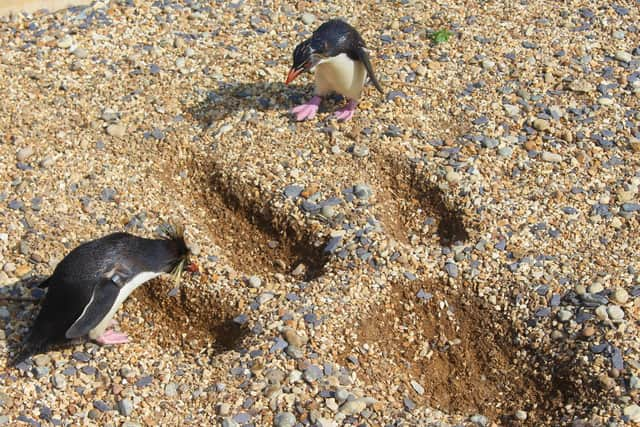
top-left (9, 231), bottom-right (189, 366)
top-left (309, 19), bottom-right (366, 61)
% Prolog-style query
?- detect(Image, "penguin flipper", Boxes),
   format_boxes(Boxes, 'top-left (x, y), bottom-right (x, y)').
top-left (355, 46), bottom-right (384, 95)
top-left (65, 276), bottom-right (122, 339)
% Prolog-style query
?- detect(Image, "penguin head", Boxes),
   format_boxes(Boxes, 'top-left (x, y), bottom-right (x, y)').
top-left (158, 223), bottom-right (191, 279)
top-left (286, 39), bottom-right (313, 84)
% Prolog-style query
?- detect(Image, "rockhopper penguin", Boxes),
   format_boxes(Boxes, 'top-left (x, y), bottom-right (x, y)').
top-left (10, 227), bottom-right (189, 366)
top-left (286, 19), bottom-right (384, 121)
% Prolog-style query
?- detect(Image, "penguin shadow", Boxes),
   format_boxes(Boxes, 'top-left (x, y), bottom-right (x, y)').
top-left (186, 81), bottom-right (354, 128)
top-left (187, 81), bottom-right (300, 127)
top-left (0, 275), bottom-right (49, 363)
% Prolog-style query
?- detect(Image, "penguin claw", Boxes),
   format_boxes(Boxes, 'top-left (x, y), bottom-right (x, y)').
top-left (291, 95), bottom-right (322, 121)
top-left (96, 329), bottom-right (129, 345)
top-left (291, 103), bottom-right (319, 121)
top-left (333, 100), bottom-right (356, 121)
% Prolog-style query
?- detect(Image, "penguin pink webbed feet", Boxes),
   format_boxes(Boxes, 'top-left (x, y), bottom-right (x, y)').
top-left (334, 100), bottom-right (357, 121)
top-left (291, 95), bottom-right (322, 121)
top-left (96, 329), bottom-right (129, 345)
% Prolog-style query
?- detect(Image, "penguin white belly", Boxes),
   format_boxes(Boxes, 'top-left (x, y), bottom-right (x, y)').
top-left (314, 53), bottom-right (367, 100)
top-left (88, 271), bottom-right (160, 339)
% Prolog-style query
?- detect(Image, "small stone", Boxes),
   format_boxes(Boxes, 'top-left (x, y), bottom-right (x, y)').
top-left (39, 155), bottom-right (56, 168)
top-left (612, 288), bottom-right (629, 305)
top-left (218, 403), bottom-right (231, 416)
top-left (165, 382), bottom-right (178, 397)
top-left (598, 97), bottom-right (614, 106)
top-left (52, 374), bottom-right (66, 389)
top-left (32, 354), bottom-right (50, 367)
top-left (624, 404), bottom-right (640, 422)
top-left (588, 282), bottom-right (604, 294)
top-left (283, 328), bottom-right (307, 348)
top-left (248, 276), bottom-right (262, 288)
top-left (57, 35), bottom-right (73, 48)
top-left (445, 262), bottom-right (458, 278)
top-left (353, 184), bottom-right (373, 200)
top-left (533, 118), bottom-right (550, 131)
top-left (470, 414), bottom-right (488, 426)
top-left (16, 147), bottom-right (34, 162)
top-left (339, 398), bottom-right (367, 415)
top-left (410, 380), bottom-right (424, 395)
top-left (72, 47), bottom-right (88, 58)
top-left (615, 50), bottom-right (632, 63)
top-left (582, 326), bottom-right (595, 337)
top-left (541, 151), bottom-right (562, 163)
top-left (117, 399), bottom-right (133, 417)
top-left (595, 305), bottom-right (609, 320)
top-left (301, 13), bottom-right (316, 25)
top-left (273, 412), bottom-right (296, 427)
top-left (106, 124), bottom-right (126, 138)
top-left (515, 410), bottom-right (527, 421)
top-left (481, 59), bottom-right (495, 70)
top-left (352, 144), bottom-right (369, 158)
top-left (557, 309), bottom-right (573, 322)
top-left (569, 80), bottom-right (595, 93)
top-left (445, 171), bottom-right (461, 184)
top-left (607, 305), bottom-right (624, 321)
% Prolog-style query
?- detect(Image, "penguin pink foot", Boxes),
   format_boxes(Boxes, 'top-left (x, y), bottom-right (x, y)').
top-left (291, 96), bottom-right (322, 121)
top-left (96, 329), bottom-right (129, 345)
top-left (334, 100), bottom-right (357, 121)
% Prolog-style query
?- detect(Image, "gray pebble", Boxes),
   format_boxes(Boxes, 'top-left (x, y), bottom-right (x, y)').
top-left (248, 275), bottom-right (262, 288)
top-left (117, 399), bottom-right (133, 416)
top-left (165, 382), bottom-right (178, 397)
top-left (52, 373), bottom-right (66, 389)
top-left (301, 13), bottom-right (316, 25)
top-left (470, 414), bottom-right (488, 426)
top-left (16, 147), bottom-right (34, 162)
top-left (445, 262), bottom-right (459, 278)
top-left (273, 412), bottom-right (296, 427)
top-left (353, 184), bottom-right (373, 200)
top-left (607, 305), bottom-right (624, 321)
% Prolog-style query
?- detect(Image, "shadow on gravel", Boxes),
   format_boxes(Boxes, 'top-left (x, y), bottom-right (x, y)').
top-left (187, 81), bottom-right (313, 129)
top-left (1, 276), bottom-right (48, 363)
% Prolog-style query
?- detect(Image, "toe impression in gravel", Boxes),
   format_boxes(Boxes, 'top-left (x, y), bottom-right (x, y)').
top-left (286, 19), bottom-right (384, 122)
top-left (8, 229), bottom-right (190, 366)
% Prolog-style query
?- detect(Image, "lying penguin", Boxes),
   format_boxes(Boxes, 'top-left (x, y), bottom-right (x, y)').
top-left (10, 226), bottom-right (189, 365)
top-left (285, 19), bottom-right (384, 121)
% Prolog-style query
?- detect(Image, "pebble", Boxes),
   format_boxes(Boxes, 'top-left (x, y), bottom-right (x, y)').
top-left (607, 305), bottom-right (624, 321)
top-left (301, 13), bottom-right (316, 25)
top-left (16, 147), bottom-right (34, 162)
top-left (515, 410), bottom-right (527, 420)
top-left (273, 412), bottom-right (296, 427)
top-left (57, 35), bottom-right (73, 48)
top-left (339, 398), bottom-right (370, 415)
top-left (615, 50), bottom-right (632, 63)
top-left (470, 414), bottom-right (488, 426)
top-left (52, 374), bottom-right (66, 390)
top-left (410, 380), bottom-right (425, 395)
top-left (569, 80), bottom-right (595, 93)
top-left (532, 118), bottom-right (550, 131)
top-left (248, 275), bottom-right (262, 288)
top-left (353, 184), bottom-right (373, 200)
top-left (557, 309), bottom-right (573, 322)
top-left (624, 404), bottom-right (640, 422)
top-left (612, 288), bottom-right (629, 305)
top-left (106, 124), bottom-right (126, 138)
top-left (541, 151), bottom-right (562, 163)
top-left (117, 399), bottom-right (133, 417)
top-left (165, 382), bottom-right (178, 397)
top-left (445, 171), bottom-right (461, 184)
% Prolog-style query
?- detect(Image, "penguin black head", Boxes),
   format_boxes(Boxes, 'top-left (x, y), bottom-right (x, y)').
top-left (285, 19), bottom-right (383, 95)
top-left (286, 39), bottom-right (313, 84)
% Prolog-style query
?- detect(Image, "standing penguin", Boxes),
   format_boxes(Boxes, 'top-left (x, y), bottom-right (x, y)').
top-left (285, 19), bottom-right (384, 122)
top-left (9, 227), bottom-right (189, 366)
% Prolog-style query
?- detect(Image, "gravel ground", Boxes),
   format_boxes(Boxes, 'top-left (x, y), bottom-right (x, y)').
top-left (0, 0), bottom-right (639, 426)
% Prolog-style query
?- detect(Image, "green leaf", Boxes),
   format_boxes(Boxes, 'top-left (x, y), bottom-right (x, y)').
top-left (431, 29), bottom-right (453, 44)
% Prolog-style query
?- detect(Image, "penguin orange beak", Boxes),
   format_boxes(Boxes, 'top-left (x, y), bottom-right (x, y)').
top-left (285, 67), bottom-right (302, 84)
